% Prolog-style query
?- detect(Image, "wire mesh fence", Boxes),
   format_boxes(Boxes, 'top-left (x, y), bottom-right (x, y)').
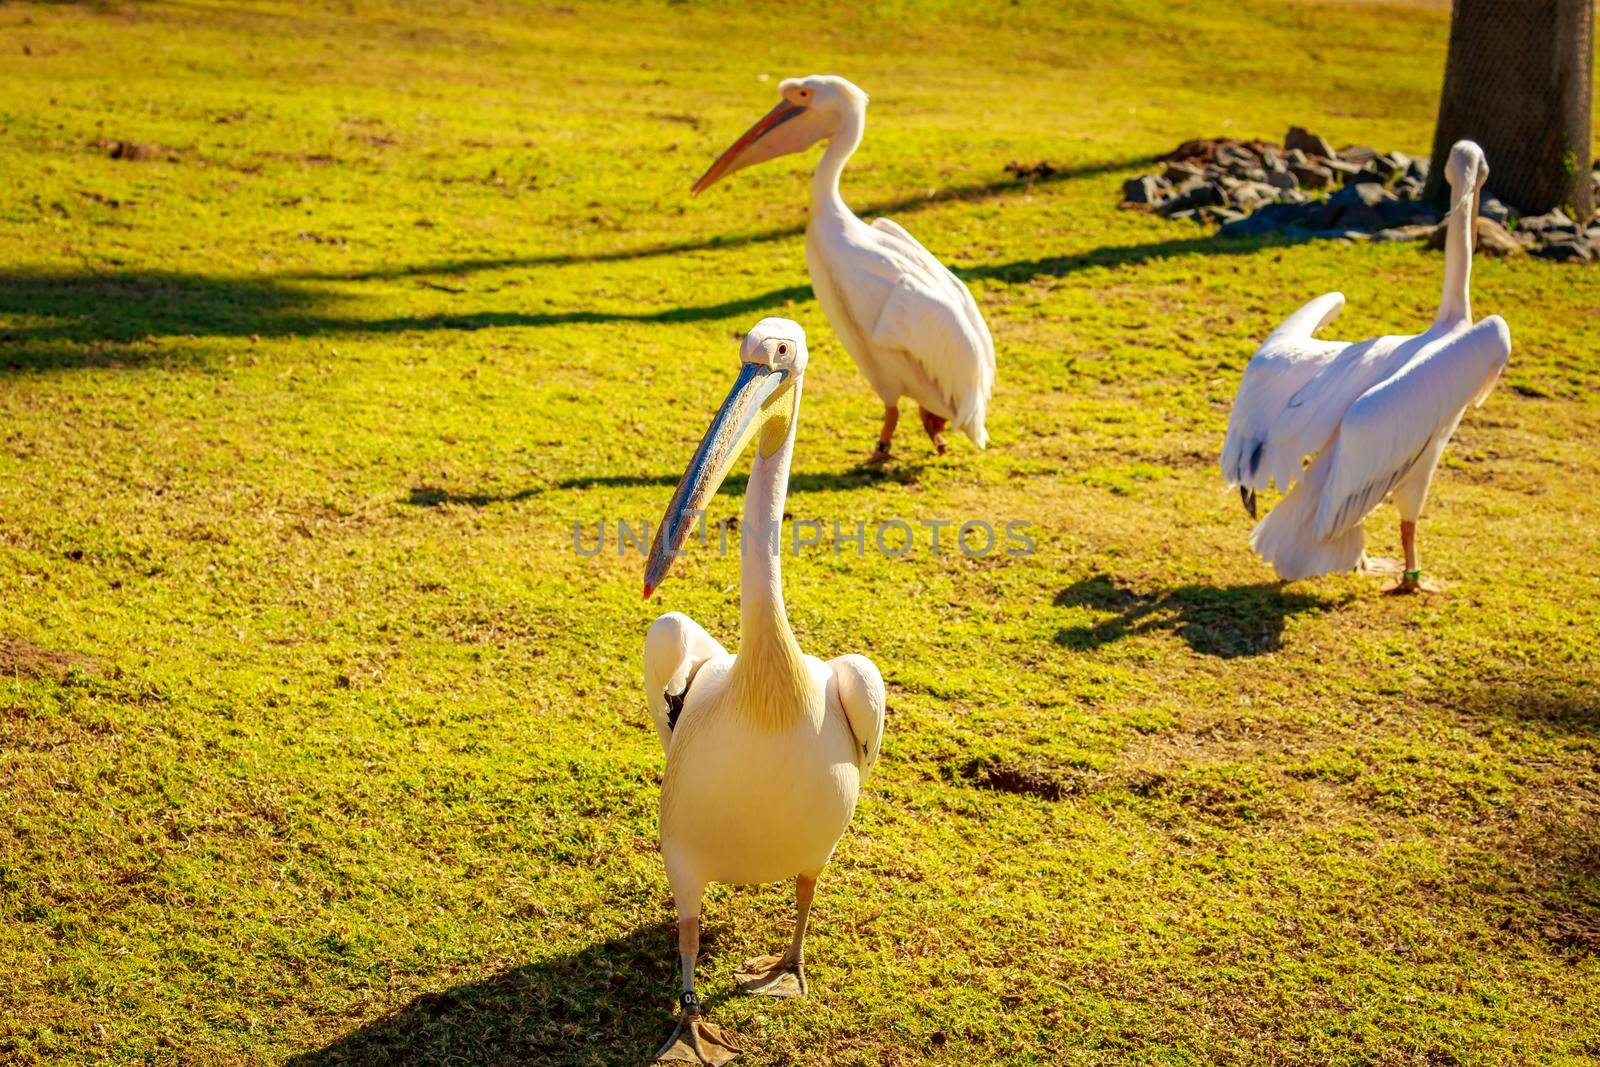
top-left (1425, 0), bottom-right (1594, 219)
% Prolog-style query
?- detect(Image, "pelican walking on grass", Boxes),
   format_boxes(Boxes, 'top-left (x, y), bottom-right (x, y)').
top-left (1220, 140), bottom-right (1511, 591)
top-left (641, 318), bottom-right (886, 1063)
top-left (692, 75), bottom-right (995, 463)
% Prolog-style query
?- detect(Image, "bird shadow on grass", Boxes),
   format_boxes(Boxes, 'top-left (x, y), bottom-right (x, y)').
top-left (0, 223), bottom-right (1298, 375)
top-left (290, 923), bottom-right (697, 1066)
top-left (0, 225), bottom-right (1288, 374)
top-left (0, 268), bottom-right (814, 372)
top-left (1052, 573), bottom-right (1343, 658)
top-left (280, 154), bottom-right (1157, 282)
top-left (406, 464), bottom-right (920, 507)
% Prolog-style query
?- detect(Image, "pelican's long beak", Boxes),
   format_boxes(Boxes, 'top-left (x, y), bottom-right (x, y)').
top-left (691, 100), bottom-right (828, 195)
top-left (643, 362), bottom-right (792, 597)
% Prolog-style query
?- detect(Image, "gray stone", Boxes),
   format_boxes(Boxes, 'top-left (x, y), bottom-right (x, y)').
top-left (1370, 224), bottom-right (1434, 243)
top-left (1284, 126), bottom-right (1335, 159)
top-left (1220, 213), bottom-right (1281, 238)
top-left (1163, 160), bottom-right (1204, 183)
top-left (1122, 175), bottom-right (1163, 204)
top-left (1520, 208), bottom-right (1576, 234)
top-left (1231, 183), bottom-right (1279, 212)
top-left (1405, 157), bottom-right (1430, 182)
top-left (1428, 217), bottom-right (1522, 256)
top-left (1305, 202), bottom-right (1344, 230)
top-left (1378, 200), bottom-right (1440, 227)
top-left (1532, 239), bottom-right (1592, 262)
top-left (1477, 196), bottom-right (1512, 225)
top-left (1155, 195), bottom-right (1195, 217)
top-left (1216, 144), bottom-right (1257, 169)
top-left (1284, 148), bottom-right (1308, 167)
top-left (1260, 147), bottom-right (1283, 172)
top-left (1289, 162), bottom-right (1333, 190)
top-left (1256, 202), bottom-right (1315, 225)
top-left (1338, 204), bottom-right (1386, 232)
top-left (1341, 145), bottom-right (1379, 165)
top-left (1331, 182), bottom-right (1393, 208)
top-left (1268, 170), bottom-right (1299, 191)
top-left (1377, 151), bottom-right (1409, 178)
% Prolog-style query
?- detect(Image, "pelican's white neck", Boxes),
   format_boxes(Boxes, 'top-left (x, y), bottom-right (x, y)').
top-left (810, 107), bottom-right (864, 220)
top-left (730, 388), bottom-right (809, 725)
top-left (1436, 186), bottom-right (1476, 328)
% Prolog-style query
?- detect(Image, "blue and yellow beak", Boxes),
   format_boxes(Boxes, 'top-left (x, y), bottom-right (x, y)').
top-left (643, 362), bottom-right (791, 598)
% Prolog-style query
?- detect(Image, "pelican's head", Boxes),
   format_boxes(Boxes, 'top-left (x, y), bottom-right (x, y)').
top-left (690, 75), bottom-right (868, 195)
top-left (643, 318), bottom-right (808, 598)
top-left (1443, 140), bottom-right (1489, 210)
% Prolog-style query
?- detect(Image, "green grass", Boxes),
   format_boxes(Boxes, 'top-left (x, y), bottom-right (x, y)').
top-left (2, 0), bottom-right (1598, 1063)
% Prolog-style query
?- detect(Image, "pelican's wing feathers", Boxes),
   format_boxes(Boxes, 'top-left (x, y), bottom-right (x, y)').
top-left (1314, 315), bottom-right (1511, 540)
top-left (828, 653), bottom-right (886, 780)
top-left (864, 217), bottom-right (996, 444)
top-left (1222, 292), bottom-right (1352, 492)
top-left (643, 612), bottom-right (728, 753)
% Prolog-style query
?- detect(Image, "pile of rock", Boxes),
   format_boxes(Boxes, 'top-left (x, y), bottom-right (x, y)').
top-left (1119, 128), bottom-right (1600, 263)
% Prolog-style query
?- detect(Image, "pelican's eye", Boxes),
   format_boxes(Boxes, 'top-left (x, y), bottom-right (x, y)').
top-left (777, 344), bottom-right (788, 356)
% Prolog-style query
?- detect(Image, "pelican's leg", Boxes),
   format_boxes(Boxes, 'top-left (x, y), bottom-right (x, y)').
top-left (656, 907), bottom-right (742, 1065)
top-left (1391, 520), bottom-right (1422, 594)
top-left (919, 407), bottom-right (949, 455)
top-left (734, 873), bottom-right (815, 999)
top-left (866, 406), bottom-right (898, 465)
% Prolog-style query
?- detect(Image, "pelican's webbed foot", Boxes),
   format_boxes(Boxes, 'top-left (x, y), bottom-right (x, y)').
top-left (655, 1000), bottom-right (742, 1065)
top-left (734, 954), bottom-right (807, 999)
top-left (1384, 570), bottom-right (1445, 596)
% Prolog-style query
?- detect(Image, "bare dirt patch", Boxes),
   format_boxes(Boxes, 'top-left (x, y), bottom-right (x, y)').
top-left (0, 635), bottom-right (98, 680)
top-left (949, 755), bottom-right (1083, 800)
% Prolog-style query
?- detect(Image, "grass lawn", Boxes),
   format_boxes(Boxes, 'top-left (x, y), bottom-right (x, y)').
top-left (2, 0), bottom-right (1598, 1062)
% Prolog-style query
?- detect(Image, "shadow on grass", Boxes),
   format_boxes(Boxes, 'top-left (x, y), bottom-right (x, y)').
top-left (1052, 574), bottom-right (1341, 658)
top-left (0, 226), bottom-right (1285, 372)
top-left (406, 463), bottom-right (921, 507)
top-left (1436, 677), bottom-right (1600, 739)
top-left (290, 923), bottom-right (687, 1066)
top-left (281, 154), bottom-right (1155, 282)
top-left (0, 268), bottom-right (812, 367)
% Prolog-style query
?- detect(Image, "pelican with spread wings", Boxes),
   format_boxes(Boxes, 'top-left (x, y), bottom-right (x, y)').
top-left (1221, 140), bottom-right (1511, 591)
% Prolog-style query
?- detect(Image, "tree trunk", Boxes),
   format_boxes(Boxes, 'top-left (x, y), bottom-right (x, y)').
top-left (1425, 0), bottom-right (1594, 219)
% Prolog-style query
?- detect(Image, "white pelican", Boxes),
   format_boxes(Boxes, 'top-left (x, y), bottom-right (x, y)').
top-left (641, 318), bottom-right (886, 1064)
top-left (1221, 140), bottom-right (1512, 591)
top-left (692, 75), bottom-right (995, 463)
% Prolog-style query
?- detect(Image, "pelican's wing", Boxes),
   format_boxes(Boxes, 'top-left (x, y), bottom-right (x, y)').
top-left (1314, 315), bottom-right (1511, 540)
top-left (642, 612), bottom-right (728, 753)
top-left (828, 653), bottom-right (886, 780)
top-left (1221, 293), bottom-right (1351, 492)
top-left (866, 217), bottom-right (996, 445)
